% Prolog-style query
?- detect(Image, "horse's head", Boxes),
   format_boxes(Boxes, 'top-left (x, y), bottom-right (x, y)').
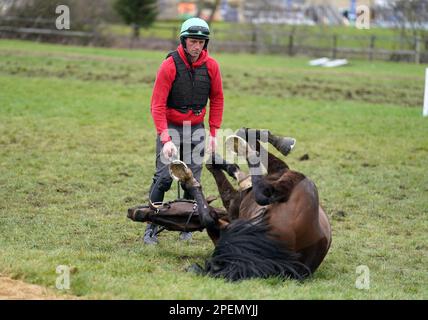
top-left (128, 201), bottom-right (202, 232)
top-left (127, 204), bottom-right (155, 222)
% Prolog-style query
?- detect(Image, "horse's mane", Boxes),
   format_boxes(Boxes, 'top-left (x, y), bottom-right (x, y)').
top-left (204, 215), bottom-right (311, 281)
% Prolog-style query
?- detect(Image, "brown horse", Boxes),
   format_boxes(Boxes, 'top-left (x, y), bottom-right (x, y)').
top-left (128, 128), bottom-right (331, 281)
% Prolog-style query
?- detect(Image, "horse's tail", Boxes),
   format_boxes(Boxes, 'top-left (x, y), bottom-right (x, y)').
top-left (204, 216), bottom-right (311, 281)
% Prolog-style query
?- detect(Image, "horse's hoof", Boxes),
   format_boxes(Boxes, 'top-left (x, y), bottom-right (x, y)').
top-left (169, 160), bottom-right (193, 181)
top-left (275, 137), bottom-right (296, 156)
top-left (186, 263), bottom-right (205, 275)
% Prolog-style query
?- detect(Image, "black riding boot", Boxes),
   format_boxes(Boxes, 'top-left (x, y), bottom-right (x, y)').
top-left (143, 223), bottom-right (159, 245)
top-left (179, 186), bottom-right (193, 241)
top-left (143, 180), bottom-right (166, 245)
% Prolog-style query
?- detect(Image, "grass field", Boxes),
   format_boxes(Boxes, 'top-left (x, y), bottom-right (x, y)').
top-left (0, 39), bottom-right (427, 299)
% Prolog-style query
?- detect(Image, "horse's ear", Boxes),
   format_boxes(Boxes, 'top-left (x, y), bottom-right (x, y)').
top-left (205, 195), bottom-right (218, 204)
top-left (218, 219), bottom-right (230, 229)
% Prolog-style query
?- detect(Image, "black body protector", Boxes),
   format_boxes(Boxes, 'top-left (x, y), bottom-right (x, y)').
top-left (166, 51), bottom-right (211, 115)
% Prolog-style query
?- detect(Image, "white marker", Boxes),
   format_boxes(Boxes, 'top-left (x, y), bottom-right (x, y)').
top-left (424, 68), bottom-right (428, 117)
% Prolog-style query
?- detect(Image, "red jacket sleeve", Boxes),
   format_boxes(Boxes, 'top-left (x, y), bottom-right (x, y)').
top-left (207, 59), bottom-right (224, 137)
top-left (150, 58), bottom-right (176, 143)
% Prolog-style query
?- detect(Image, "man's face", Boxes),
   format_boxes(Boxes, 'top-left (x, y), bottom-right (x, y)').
top-left (185, 38), bottom-right (206, 59)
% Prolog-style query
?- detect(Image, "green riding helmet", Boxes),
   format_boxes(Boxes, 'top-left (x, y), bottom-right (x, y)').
top-left (180, 17), bottom-right (210, 49)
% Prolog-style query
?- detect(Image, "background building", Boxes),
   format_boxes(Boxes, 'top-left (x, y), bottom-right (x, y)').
top-left (157, 0), bottom-right (387, 24)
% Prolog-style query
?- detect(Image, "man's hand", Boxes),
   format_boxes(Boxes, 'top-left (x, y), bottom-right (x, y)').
top-left (207, 135), bottom-right (217, 154)
top-left (162, 140), bottom-right (178, 160)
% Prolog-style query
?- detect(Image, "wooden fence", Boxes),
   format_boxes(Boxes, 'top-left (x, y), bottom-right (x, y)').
top-left (0, 16), bottom-right (98, 44)
top-left (210, 27), bottom-right (428, 63)
top-left (1, 16), bottom-right (426, 63)
top-left (115, 25), bottom-right (427, 63)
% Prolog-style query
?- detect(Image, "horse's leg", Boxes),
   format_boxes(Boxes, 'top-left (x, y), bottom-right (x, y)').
top-left (234, 128), bottom-right (290, 174)
top-left (224, 135), bottom-right (273, 206)
top-left (254, 139), bottom-right (289, 175)
top-left (171, 164), bottom-right (218, 230)
top-left (236, 127), bottom-right (296, 157)
top-left (208, 153), bottom-right (243, 180)
top-left (206, 166), bottom-right (238, 212)
top-left (246, 149), bottom-right (275, 206)
top-left (206, 154), bottom-right (244, 218)
top-left (245, 141), bottom-right (305, 206)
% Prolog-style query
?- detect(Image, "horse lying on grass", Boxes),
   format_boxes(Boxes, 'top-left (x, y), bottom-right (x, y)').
top-left (128, 128), bottom-right (331, 281)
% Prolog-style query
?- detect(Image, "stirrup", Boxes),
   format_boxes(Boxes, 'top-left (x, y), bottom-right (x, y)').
top-left (149, 201), bottom-right (163, 211)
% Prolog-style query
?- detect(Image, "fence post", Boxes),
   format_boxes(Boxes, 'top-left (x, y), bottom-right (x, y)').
top-left (415, 36), bottom-right (421, 64)
top-left (91, 20), bottom-right (100, 46)
top-left (369, 35), bottom-right (376, 61)
top-left (332, 34), bottom-right (338, 59)
top-left (251, 26), bottom-right (258, 54)
top-left (288, 32), bottom-right (294, 56)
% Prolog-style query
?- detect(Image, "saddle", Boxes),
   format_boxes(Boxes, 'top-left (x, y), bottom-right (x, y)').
top-left (127, 197), bottom-right (228, 233)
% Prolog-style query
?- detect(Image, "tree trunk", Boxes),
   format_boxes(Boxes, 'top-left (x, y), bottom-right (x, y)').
top-left (208, 0), bottom-right (221, 25)
top-left (196, 0), bottom-right (204, 18)
top-left (130, 23), bottom-right (140, 49)
top-left (132, 23), bottom-right (140, 39)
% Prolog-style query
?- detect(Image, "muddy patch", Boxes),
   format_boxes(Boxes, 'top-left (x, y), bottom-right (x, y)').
top-left (0, 276), bottom-right (78, 300)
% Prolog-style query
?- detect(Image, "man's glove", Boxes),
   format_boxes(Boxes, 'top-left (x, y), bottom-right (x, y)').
top-left (162, 140), bottom-right (178, 160)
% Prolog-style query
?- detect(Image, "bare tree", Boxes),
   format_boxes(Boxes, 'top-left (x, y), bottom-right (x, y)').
top-left (6, 0), bottom-right (118, 29)
top-left (196, 0), bottom-right (204, 18)
top-left (194, 0), bottom-right (221, 25)
top-left (208, 0), bottom-right (221, 25)
top-left (387, 0), bottom-right (428, 49)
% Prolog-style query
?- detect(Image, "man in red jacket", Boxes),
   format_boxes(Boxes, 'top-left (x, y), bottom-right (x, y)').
top-left (144, 17), bottom-right (224, 245)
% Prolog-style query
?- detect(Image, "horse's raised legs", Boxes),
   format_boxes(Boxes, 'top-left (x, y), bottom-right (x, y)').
top-left (206, 154), bottom-right (252, 220)
top-left (228, 129), bottom-right (305, 207)
top-left (235, 127), bottom-right (296, 159)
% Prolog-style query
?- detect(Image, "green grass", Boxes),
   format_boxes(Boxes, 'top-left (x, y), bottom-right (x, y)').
top-left (0, 39), bottom-right (427, 299)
